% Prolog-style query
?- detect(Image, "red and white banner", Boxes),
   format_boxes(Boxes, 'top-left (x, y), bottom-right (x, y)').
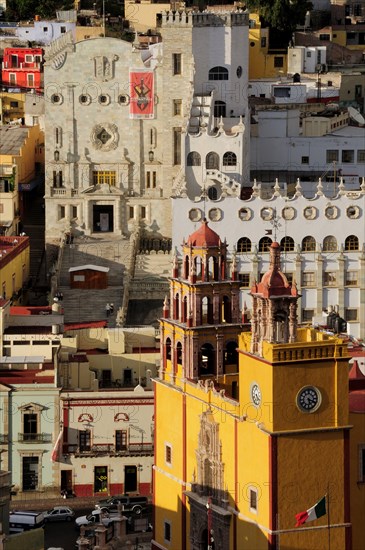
top-left (129, 70), bottom-right (154, 119)
top-left (50, 429), bottom-right (63, 463)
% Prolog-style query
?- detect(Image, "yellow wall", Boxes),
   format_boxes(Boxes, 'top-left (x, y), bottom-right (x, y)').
top-left (125, 1), bottom-right (170, 32)
top-left (0, 239), bottom-right (30, 302)
top-left (349, 410), bottom-right (365, 548)
top-left (0, 125), bottom-right (44, 234)
top-left (248, 14), bottom-right (287, 79)
top-left (332, 30), bottom-right (365, 50)
top-left (155, 325), bottom-right (350, 549)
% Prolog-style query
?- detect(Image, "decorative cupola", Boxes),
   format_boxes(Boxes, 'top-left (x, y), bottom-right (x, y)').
top-left (250, 242), bottom-right (300, 355)
top-left (172, 251), bottom-right (179, 278)
top-left (182, 219), bottom-right (227, 282)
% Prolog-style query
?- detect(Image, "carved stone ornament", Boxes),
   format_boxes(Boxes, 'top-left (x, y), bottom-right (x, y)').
top-left (51, 52), bottom-right (67, 70)
top-left (91, 123), bottom-right (119, 151)
top-left (93, 55), bottom-right (119, 81)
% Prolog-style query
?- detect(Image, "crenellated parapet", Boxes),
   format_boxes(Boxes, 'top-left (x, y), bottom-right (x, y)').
top-left (158, 9), bottom-right (249, 29)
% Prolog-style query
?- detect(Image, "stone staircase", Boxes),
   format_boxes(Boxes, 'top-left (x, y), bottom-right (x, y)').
top-left (57, 236), bottom-right (133, 326)
top-left (134, 252), bottom-right (172, 280)
top-left (128, 252), bottom-right (172, 302)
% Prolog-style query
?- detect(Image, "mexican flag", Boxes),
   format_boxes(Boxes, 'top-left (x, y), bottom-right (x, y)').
top-left (295, 496), bottom-right (326, 527)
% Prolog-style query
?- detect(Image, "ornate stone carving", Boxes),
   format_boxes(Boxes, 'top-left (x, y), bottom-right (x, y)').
top-left (93, 55), bottom-right (118, 81)
top-left (91, 123), bottom-right (119, 151)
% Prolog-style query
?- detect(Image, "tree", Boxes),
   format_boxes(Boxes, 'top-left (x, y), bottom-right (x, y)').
top-left (246, 0), bottom-right (313, 35)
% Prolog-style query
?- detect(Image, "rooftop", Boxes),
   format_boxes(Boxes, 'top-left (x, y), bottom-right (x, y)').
top-left (0, 127), bottom-right (30, 155)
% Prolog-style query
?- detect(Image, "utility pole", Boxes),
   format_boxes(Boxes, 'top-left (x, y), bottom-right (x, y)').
top-left (103, 0), bottom-right (106, 37)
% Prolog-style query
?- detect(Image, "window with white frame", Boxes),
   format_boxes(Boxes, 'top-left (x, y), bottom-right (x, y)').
top-left (345, 308), bottom-right (358, 321)
top-left (326, 150), bottom-right (338, 163)
top-left (302, 272), bottom-right (315, 287)
top-left (358, 150), bottom-right (365, 163)
top-left (345, 271), bottom-right (358, 286)
top-left (323, 271), bottom-right (337, 286)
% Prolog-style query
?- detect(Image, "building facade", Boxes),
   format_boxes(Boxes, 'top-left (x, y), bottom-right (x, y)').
top-left (0, 125), bottom-right (44, 235)
top-left (153, 228), bottom-right (351, 550)
top-left (43, 11), bottom-right (250, 245)
top-left (60, 389), bottom-right (154, 497)
top-left (1, 48), bottom-right (44, 92)
top-left (172, 180), bottom-right (365, 340)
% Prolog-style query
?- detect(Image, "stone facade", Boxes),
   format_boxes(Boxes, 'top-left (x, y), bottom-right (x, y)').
top-left (44, 12), bottom-right (250, 245)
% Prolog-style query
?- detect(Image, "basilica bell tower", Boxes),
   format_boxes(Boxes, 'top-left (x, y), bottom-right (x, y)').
top-left (160, 219), bottom-right (245, 386)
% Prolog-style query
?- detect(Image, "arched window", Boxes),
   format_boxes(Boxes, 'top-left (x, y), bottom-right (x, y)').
top-left (237, 237), bottom-right (251, 253)
top-left (302, 236), bottom-right (316, 252)
top-left (166, 338), bottom-right (171, 361)
top-left (206, 152), bottom-right (219, 170)
top-left (176, 342), bottom-right (182, 365)
top-left (207, 187), bottom-right (218, 200)
top-left (209, 66), bottom-right (229, 80)
top-left (323, 235), bottom-right (337, 252)
top-left (174, 292), bottom-right (180, 320)
top-left (187, 151), bottom-right (201, 166)
top-left (182, 296), bottom-right (188, 323)
top-left (221, 295), bottom-right (231, 323)
top-left (281, 236), bottom-right (295, 252)
top-left (202, 296), bottom-right (213, 324)
top-left (214, 101), bottom-right (226, 118)
top-left (199, 343), bottom-right (215, 376)
top-left (345, 235), bottom-right (359, 251)
top-left (259, 237), bottom-right (272, 252)
top-left (208, 256), bottom-right (219, 281)
top-left (223, 152), bottom-right (237, 166)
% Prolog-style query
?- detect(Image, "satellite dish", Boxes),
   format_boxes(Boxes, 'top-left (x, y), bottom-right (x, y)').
top-left (348, 106), bottom-right (365, 126)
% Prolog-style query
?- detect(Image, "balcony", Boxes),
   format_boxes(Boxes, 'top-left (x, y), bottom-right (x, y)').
top-left (18, 433), bottom-right (52, 443)
top-left (64, 443), bottom-right (154, 457)
top-left (2, 62), bottom-right (42, 70)
top-left (0, 434), bottom-right (8, 444)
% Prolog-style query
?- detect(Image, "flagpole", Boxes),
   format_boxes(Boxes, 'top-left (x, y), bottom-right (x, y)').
top-left (327, 488), bottom-right (330, 550)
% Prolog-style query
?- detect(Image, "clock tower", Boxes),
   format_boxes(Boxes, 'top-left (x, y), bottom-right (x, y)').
top-left (238, 242), bottom-right (351, 549)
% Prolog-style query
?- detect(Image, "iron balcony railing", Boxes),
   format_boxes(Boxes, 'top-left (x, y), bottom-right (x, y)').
top-left (63, 442), bottom-right (154, 456)
top-left (18, 433), bottom-right (52, 443)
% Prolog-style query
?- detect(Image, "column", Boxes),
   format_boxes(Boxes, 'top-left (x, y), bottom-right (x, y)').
top-left (84, 200), bottom-right (91, 235)
top-left (359, 252), bottom-right (365, 340)
top-left (337, 252), bottom-right (345, 317)
top-left (316, 254), bottom-right (324, 315)
top-left (115, 198), bottom-right (122, 235)
top-left (295, 252), bottom-right (302, 322)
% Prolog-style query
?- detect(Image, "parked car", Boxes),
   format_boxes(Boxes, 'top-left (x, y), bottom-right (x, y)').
top-left (9, 510), bottom-right (45, 533)
top-left (75, 509), bottom-right (119, 529)
top-left (44, 506), bottom-right (75, 522)
top-left (95, 494), bottom-right (148, 515)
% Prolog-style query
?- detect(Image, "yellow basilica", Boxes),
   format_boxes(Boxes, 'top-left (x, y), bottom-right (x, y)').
top-left (153, 221), bottom-right (353, 550)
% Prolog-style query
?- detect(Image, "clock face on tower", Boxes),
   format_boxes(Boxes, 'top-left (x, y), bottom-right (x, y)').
top-left (251, 383), bottom-right (262, 407)
top-left (296, 386), bottom-right (322, 413)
